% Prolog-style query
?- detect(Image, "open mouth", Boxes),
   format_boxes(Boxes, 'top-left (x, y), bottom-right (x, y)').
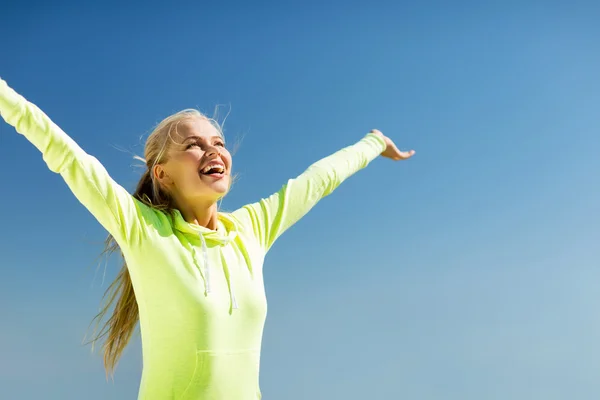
top-left (199, 163), bottom-right (226, 177)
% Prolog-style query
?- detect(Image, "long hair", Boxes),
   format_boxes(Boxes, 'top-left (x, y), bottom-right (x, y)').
top-left (86, 109), bottom-right (224, 377)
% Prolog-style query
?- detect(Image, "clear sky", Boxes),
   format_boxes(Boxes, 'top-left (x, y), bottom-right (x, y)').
top-left (1, 1), bottom-right (599, 399)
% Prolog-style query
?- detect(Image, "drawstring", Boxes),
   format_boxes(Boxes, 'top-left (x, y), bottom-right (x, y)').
top-left (199, 233), bottom-right (211, 294)
top-left (221, 251), bottom-right (239, 313)
top-left (175, 231), bottom-right (209, 295)
top-left (197, 233), bottom-right (239, 312)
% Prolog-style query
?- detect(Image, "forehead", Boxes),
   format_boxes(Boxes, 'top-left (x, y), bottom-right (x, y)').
top-left (174, 117), bottom-right (221, 141)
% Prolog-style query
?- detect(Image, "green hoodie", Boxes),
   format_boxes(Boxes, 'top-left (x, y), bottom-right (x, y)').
top-left (0, 78), bottom-right (386, 399)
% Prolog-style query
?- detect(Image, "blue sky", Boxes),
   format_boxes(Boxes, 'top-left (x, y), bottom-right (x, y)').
top-left (1, 1), bottom-right (599, 399)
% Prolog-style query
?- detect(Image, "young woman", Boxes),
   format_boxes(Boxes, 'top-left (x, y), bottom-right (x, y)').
top-left (0, 77), bottom-right (415, 399)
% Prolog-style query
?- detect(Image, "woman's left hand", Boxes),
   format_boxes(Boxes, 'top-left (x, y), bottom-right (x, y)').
top-left (370, 129), bottom-right (415, 161)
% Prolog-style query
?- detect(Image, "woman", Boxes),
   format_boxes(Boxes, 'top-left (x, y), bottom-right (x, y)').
top-left (0, 77), bottom-right (414, 399)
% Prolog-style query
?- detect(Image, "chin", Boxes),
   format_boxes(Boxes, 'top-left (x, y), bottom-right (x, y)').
top-left (194, 174), bottom-right (231, 200)
top-left (210, 179), bottom-right (231, 196)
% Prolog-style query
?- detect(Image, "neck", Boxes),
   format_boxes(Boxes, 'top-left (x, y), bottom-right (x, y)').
top-left (177, 199), bottom-right (220, 230)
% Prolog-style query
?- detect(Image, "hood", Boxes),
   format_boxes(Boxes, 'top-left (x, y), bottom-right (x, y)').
top-left (172, 209), bottom-right (241, 245)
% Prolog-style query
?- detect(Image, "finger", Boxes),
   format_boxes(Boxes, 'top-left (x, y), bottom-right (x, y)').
top-left (396, 150), bottom-right (415, 160)
top-left (393, 143), bottom-right (405, 158)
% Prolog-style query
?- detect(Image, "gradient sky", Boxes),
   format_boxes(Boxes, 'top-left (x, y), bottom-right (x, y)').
top-left (1, 1), bottom-right (599, 399)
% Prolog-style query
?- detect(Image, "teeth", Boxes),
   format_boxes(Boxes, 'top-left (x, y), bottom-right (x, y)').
top-left (201, 164), bottom-right (224, 174)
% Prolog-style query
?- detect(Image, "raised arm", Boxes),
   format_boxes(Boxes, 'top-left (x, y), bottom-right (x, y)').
top-left (232, 132), bottom-right (413, 252)
top-left (0, 78), bottom-right (146, 245)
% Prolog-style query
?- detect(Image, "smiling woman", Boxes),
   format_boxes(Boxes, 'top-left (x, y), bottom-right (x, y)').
top-left (0, 77), bottom-right (414, 400)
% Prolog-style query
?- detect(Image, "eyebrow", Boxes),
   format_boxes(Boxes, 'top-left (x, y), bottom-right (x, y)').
top-left (181, 135), bottom-right (224, 143)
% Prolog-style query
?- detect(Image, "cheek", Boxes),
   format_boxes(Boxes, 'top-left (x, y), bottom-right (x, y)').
top-left (167, 154), bottom-right (200, 178)
top-left (221, 150), bottom-right (233, 170)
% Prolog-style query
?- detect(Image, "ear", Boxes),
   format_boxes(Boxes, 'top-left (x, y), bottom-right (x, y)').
top-left (153, 164), bottom-right (173, 187)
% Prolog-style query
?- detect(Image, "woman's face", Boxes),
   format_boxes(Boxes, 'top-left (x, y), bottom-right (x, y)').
top-left (154, 117), bottom-right (232, 205)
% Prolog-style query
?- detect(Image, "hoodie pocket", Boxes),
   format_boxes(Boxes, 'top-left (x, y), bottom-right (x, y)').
top-left (180, 349), bottom-right (261, 399)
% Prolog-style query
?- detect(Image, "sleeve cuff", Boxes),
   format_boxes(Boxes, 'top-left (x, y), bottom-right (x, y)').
top-left (0, 78), bottom-right (24, 119)
top-left (362, 131), bottom-right (386, 154)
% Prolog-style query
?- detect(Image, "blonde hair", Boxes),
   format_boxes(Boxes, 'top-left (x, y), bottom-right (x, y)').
top-left (87, 109), bottom-right (225, 377)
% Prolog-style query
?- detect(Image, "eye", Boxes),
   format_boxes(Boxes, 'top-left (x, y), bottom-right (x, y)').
top-left (214, 140), bottom-right (225, 147)
top-left (186, 143), bottom-right (200, 149)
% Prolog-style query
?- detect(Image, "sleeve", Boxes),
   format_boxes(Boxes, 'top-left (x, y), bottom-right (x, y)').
top-left (0, 78), bottom-right (147, 245)
top-left (232, 133), bottom-right (386, 252)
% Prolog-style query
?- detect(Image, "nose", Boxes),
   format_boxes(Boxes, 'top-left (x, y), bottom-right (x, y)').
top-left (205, 145), bottom-right (220, 158)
